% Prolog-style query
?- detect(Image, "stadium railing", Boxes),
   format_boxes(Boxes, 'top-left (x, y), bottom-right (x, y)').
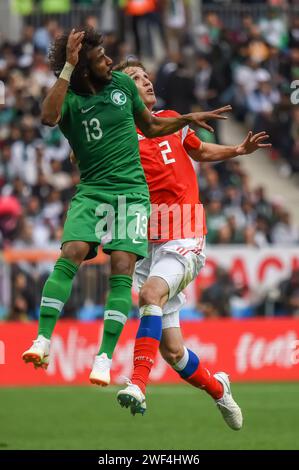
top-left (0, 248), bottom-right (110, 321)
top-left (7, 3), bottom-right (299, 31)
top-left (1, 245), bottom-right (298, 320)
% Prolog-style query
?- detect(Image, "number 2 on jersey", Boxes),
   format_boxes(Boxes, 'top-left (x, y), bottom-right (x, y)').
top-left (159, 140), bottom-right (176, 165)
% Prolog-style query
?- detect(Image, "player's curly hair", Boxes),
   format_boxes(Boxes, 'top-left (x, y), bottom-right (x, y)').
top-left (113, 58), bottom-right (146, 73)
top-left (48, 28), bottom-right (103, 93)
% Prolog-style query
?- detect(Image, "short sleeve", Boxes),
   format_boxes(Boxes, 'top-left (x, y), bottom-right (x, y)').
top-left (183, 129), bottom-right (202, 151)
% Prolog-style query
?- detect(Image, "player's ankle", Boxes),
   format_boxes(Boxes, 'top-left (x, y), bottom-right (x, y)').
top-left (213, 381), bottom-right (224, 400)
top-left (132, 379), bottom-right (146, 395)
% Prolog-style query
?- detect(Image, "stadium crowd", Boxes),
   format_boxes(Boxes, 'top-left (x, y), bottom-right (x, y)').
top-left (1, 1), bottom-right (299, 320)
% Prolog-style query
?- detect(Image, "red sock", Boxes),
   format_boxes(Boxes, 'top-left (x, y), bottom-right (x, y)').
top-left (185, 363), bottom-right (224, 400)
top-left (131, 337), bottom-right (160, 394)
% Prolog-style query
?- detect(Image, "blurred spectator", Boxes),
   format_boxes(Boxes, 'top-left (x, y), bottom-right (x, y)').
top-left (259, 7), bottom-right (288, 49)
top-left (254, 186), bottom-right (273, 221)
top-left (247, 69), bottom-right (280, 132)
top-left (201, 166), bottom-right (224, 201)
top-left (164, 0), bottom-right (189, 55)
top-left (279, 269), bottom-right (299, 316)
top-left (0, 195), bottom-right (22, 246)
top-left (254, 215), bottom-right (271, 247)
top-left (33, 19), bottom-right (62, 54)
top-left (288, 15), bottom-right (299, 48)
top-left (206, 199), bottom-right (226, 244)
top-left (10, 120), bottom-right (42, 186)
top-left (9, 271), bottom-right (36, 320)
top-left (154, 51), bottom-right (180, 108)
top-left (157, 52), bottom-right (196, 114)
top-left (123, 0), bottom-right (165, 58)
top-left (234, 59), bottom-right (270, 120)
top-left (194, 52), bottom-right (221, 109)
top-left (230, 281), bottom-right (254, 319)
top-left (271, 210), bottom-right (299, 244)
top-left (8, 295), bottom-right (30, 321)
top-left (199, 267), bottom-right (236, 318)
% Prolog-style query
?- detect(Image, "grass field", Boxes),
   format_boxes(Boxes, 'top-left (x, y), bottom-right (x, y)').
top-left (0, 383), bottom-right (298, 450)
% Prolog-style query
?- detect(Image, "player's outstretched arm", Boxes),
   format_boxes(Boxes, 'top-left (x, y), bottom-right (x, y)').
top-left (188, 131), bottom-right (271, 162)
top-left (135, 105), bottom-right (232, 138)
top-left (41, 29), bottom-right (84, 127)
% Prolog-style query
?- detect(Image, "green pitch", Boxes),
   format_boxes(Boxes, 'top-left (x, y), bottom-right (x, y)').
top-left (0, 383), bottom-right (298, 450)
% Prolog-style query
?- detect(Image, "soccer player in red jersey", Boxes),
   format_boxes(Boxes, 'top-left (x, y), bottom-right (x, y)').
top-left (114, 60), bottom-right (271, 430)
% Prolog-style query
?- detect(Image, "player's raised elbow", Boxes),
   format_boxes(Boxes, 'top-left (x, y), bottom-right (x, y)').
top-left (41, 101), bottom-right (60, 126)
top-left (41, 113), bottom-right (60, 127)
top-left (188, 148), bottom-right (204, 162)
top-left (41, 118), bottom-right (55, 127)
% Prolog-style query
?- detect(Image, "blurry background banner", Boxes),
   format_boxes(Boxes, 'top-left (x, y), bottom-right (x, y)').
top-left (41, 0), bottom-right (71, 14)
top-left (201, 246), bottom-right (299, 291)
top-left (1, 319), bottom-right (298, 386)
top-left (1, 247), bottom-right (299, 321)
top-left (12, 0), bottom-right (34, 16)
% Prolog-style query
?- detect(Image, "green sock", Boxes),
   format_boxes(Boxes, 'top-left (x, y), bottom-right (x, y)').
top-left (38, 258), bottom-right (79, 339)
top-left (98, 274), bottom-right (132, 359)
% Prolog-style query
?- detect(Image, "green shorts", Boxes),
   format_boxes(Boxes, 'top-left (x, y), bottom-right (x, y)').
top-left (61, 186), bottom-right (150, 260)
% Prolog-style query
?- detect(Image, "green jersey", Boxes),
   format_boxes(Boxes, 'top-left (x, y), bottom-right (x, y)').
top-left (59, 71), bottom-right (148, 194)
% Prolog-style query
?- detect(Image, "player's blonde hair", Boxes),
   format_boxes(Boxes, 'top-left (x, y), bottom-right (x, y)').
top-left (113, 58), bottom-right (146, 73)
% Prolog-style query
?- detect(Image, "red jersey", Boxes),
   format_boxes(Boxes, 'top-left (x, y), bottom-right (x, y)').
top-left (137, 110), bottom-right (207, 242)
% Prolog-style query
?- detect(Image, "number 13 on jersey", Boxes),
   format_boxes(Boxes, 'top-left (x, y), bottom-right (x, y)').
top-left (82, 118), bottom-right (103, 141)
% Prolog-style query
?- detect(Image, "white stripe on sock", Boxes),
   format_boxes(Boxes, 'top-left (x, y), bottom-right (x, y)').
top-left (41, 297), bottom-right (64, 312)
top-left (173, 346), bottom-right (189, 371)
top-left (140, 305), bottom-right (163, 317)
top-left (104, 310), bottom-right (127, 325)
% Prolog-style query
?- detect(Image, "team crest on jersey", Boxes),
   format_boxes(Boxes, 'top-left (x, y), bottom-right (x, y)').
top-left (110, 90), bottom-right (127, 106)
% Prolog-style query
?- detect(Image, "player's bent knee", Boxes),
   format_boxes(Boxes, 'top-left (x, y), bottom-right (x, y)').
top-left (61, 242), bottom-right (89, 265)
top-left (139, 284), bottom-right (162, 307)
top-left (112, 260), bottom-right (132, 275)
top-left (111, 253), bottom-right (136, 276)
top-left (160, 344), bottom-right (185, 366)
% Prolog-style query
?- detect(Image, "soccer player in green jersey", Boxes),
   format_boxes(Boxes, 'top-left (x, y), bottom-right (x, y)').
top-left (22, 28), bottom-right (231, 384)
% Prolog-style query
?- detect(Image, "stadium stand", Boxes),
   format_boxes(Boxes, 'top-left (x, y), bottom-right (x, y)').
top-left (0, 1), bottom-right (299, 320)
